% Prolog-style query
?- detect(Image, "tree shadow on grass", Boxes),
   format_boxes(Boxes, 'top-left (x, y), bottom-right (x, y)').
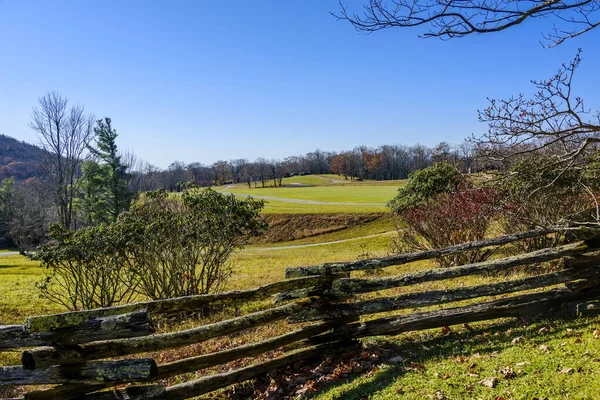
top-left (306, 313), bottom-right (598, 399)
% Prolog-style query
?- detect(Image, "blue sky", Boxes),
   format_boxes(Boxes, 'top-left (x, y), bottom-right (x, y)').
top-left (0, 0), bottom-right (598, 168)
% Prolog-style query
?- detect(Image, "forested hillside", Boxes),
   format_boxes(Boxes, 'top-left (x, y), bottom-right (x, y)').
top-left (0, 134), bottom-right (46, 181)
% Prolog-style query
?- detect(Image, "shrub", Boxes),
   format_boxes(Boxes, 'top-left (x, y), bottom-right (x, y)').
top-left (388, 162), bottom-right (463, 214)
top-left (37, 223), bottom-right (137, 310)
top-left (120, 188), bottom-right (267, 300)
top-left (498, 156), bottom-right (597, 251)
top-left (393, 186), bottom-right (502, 267)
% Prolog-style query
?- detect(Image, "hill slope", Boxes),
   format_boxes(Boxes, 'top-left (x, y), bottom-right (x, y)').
top-left (0, 134), bottom-right (46, 181)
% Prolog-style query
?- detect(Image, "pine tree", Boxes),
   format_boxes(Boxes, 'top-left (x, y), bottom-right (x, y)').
top-left (85, 118), bottom-right (135, 223)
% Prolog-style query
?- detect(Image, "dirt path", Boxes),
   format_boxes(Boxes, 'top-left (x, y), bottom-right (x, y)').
top-left (242, 231), bottom-right (396, 252)
top-left (0, 251), bottom-right (19, 257)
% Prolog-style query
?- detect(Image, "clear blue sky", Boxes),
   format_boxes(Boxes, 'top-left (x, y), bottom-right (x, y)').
top-left (0, 0), bottom-right (598, 168)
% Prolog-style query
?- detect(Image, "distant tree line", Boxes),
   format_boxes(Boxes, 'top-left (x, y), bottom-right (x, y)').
top-left (135, 141), bottom-right (480, 192)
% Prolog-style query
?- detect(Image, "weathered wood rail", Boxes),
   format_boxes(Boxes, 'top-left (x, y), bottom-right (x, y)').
top-left (2, 225), bottom-right (600, 399)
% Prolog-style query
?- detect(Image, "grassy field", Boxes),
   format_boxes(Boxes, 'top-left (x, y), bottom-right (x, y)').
top-left (4, 180), bottom-right (600, 399)
top-left (225, 185), bottom-right (398, 204)
top-left (220, 176), bottom-right (403, 214)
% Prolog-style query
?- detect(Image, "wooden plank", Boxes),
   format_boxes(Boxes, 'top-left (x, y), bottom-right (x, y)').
top-left (24, 276), bottom-right (330, 333)
top-left (285, 226), bottom-right (579, 277)
top-left (290, 266), bottom-right (599, 322)
top-left (327, 241), bottom-right (593, 296)
top-left (163, 343), bottom-right (338, 399)
top-left (2, 311), bottom-right (153, 351)
top-left (22, 298), bottom-right (320, 369)
top-left (307, 284), bottom-right (600, 344)
top-left (0, 359), bottom-right (157, 385)
top-left (156, 320), bottom-right (339, 379)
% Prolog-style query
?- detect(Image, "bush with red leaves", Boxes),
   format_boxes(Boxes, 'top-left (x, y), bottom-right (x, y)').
top-left (393, 185), bottom-right (502, 267)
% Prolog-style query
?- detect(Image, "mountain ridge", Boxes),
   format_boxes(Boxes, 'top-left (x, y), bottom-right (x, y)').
top-left (0, 134), bottom-right (47, 181)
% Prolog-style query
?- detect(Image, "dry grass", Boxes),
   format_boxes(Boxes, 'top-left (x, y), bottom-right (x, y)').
top-left (254, 213), bottom-right (386, 244)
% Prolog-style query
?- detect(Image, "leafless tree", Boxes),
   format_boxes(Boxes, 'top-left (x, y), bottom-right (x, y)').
top-left (474, 50), bottom-right (600, 176)
top-left (30, 91), bottom-right (95, 229)
top-left (335, 0), bottom-right (600, 47)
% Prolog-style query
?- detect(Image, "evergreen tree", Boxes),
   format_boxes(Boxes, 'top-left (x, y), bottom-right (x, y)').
top-left (75, 160), bottom-right (109, 224)
top-left (83, 118), bottom-right (135, 223)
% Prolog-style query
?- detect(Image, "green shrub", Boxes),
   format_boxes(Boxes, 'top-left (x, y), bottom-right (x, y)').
top-left (388, 162), bottom-right (463, 214)
top-left (119, 188), bottom-right (267, 300)
top-left (38, 223), bottom-right (137, 310)
top-left (498, 156), bottom-right (597, 251)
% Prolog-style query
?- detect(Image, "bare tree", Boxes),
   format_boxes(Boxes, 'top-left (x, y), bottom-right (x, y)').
top-left (335, 0), bottom-right (600, 47)
top-left (474, 50), bottom-right (600, 175)
top-left (30, 91), bottom-right (95, 229)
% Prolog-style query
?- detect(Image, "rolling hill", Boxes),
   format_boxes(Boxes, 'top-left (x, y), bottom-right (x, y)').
top-left (0, 134), bottom-right (46, 181)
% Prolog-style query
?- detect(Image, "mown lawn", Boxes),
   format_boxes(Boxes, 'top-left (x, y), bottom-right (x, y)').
top-left (224, 185), bottom-right (399, 204)
top-left (255, 200), bottom-right (389, 214)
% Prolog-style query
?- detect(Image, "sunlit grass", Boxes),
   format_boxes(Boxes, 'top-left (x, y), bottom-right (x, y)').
top-left (258, 200), bottom-right (389, 214)
top-left (311, 316), bottom-right (600, 400)
top-left (3, 218), bottom-right (600, 399)
top-left (225, 185), bottom-right (399, 204)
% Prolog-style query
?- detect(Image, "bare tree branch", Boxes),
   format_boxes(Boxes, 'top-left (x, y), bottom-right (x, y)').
top-left (473, 50), bottom-right (600, 170)
top-left (30, 91), bottom-right (95, 229)
top-left (335, 0), bottom-right (600, 46)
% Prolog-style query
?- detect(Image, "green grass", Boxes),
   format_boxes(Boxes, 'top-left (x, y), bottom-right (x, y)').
top-left (0, 255), bottom-right (62, 326)
top-left (257, 200), bottom-right (389, 214)
top-left (226, 185), bottom-right (399, 204)
top-left (310, 316), bottom-right (600, 400)
top-left (4, 217), bottom-right (600, 399)
top-left (230, 235), bottom-right (392, 291)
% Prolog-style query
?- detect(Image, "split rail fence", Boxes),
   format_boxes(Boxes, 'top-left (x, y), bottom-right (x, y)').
top-left (2, 224), bottom-right (600, 399)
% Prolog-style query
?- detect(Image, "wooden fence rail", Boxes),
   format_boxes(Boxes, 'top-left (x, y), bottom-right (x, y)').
top-left (2, 225), bottom-right (600, 399)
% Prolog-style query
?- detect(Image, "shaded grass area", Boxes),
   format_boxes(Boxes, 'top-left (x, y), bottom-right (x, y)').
top-left (310, 315), bottom-right (600, 400)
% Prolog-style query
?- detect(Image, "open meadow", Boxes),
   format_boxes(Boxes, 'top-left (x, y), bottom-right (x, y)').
top-left (218, 175), bottom-right (403, 214)
top-left (3, 176), bottom-right (600, 399)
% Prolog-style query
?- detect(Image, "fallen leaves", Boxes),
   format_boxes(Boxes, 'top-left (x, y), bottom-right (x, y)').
top-left (478, 377), bottom-right (498, 388)
top-left (559, 367), bottom-right (574, 374)
top-left (511, 336), bottom-right (525, 344)
top-left (500, 366), bottom-right (515, 379)
top-left (539, 344), bottom-right (552, 352)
